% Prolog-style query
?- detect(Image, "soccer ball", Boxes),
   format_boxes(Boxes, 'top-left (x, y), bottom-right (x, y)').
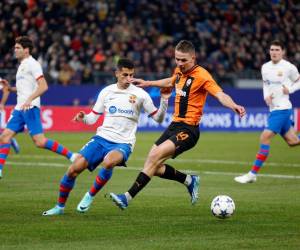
top-left (211, 195), bottom-right (235, 219)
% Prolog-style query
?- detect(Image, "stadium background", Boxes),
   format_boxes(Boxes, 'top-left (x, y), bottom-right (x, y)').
top-left (1, 0), bottom-right (300, 131)
top-left (1, 2), bottom-right (300, 250)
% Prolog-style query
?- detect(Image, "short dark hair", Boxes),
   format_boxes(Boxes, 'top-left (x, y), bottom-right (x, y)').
top-left (117, 58), bottom-right (134, 70)
top-left (270, 40), bottom-right (285, 50)
top-left (15, 36), bottom-right (34, 53)
top-left (175, 40), bottom-right (195, 54)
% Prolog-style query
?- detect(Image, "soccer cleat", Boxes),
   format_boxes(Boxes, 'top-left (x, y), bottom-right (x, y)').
top-left (234, 172), bottom-right (257, 184)
top-left (0, 169), bottom-right (2, 179)
top-left (70, 153), bottom-right (79, 163)
top-left (109, 193), bottom-right (128, 210)
top-left (187, 175), bottom-right (200, 205)
top-left (77, 192), bottom-right (94, 213)
top-left (11, 138), bottom-right (20, 154)
top-left (42, 205), bottom-right (64, 216)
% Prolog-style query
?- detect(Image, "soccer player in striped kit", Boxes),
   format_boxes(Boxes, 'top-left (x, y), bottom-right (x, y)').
top-left (42, 58), bottom-right (170, 215)
top-left (0, 77), bottom-right (20, 155)
top-left (110, 40), bottom-right (245, 210)
top-left (0, 36), bottom-right (76, 179)
top-left (235, 40), bottom-right (300, 183)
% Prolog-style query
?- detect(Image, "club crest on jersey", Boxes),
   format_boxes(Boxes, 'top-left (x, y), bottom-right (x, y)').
top-left (277, 71), bottom-right (283, 76)
top-left (129, 95), bottom-right (137, 104)
top-left (186, 78), bottom-right (192, 87)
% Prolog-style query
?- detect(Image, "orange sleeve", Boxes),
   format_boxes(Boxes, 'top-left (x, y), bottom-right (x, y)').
top-left (201, 70), bottom-right (222, 97)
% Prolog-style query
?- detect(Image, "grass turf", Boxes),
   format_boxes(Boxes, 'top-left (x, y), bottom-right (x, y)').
top-left (0, 132), bottom-right (299, 250)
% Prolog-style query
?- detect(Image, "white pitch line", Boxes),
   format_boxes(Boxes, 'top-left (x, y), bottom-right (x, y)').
top-left (11, 155), bottom-right (63, 159)
top-left (6, 161), bottom-right (300, 180)
top-left (136, 158), bottom-right (300, 168)
top-left (203, 171), bottom-right (300, 179)
top-left (10, 155), bottom-right (300, 168)
top-left (6, 161), bottom-right (68, 167)
top-left (179, 159), bottom-right (300, 168)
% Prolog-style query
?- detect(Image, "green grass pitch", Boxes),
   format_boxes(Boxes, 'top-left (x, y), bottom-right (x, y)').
top-left (0, 132), bottom-right (299, 250)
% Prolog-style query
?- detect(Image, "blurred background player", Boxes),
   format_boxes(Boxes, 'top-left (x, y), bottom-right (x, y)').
top-left (0, 78), bottom-right (20, 154)
top-left (235, 40), bottom-right (300, 184)
top-left (42, 58), bottom-right (170, 215)
top-left (0, 36), bottom-right (76, 179)
top-left (110, 40), bottom-right (246, 210)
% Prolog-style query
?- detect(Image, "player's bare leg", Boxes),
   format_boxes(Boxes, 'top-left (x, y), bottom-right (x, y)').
top-left (283, 127), bottom-right (300, 147)
top-left (235, 130), bottom-right (274, 184)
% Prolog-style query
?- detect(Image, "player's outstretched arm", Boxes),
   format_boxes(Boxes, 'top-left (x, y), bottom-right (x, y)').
top-left (0, 78), bottom-right (17, 92)
top-left (0, 78), bottom-right (9, 87)
top-left (132, 77), bottom-right (173, 88)
top-left (73, 110), bottom-right (101, 125)
top-left (160, 87), bottom-right (173, 99)
top-left (215, 92), bottom-right (246, 118)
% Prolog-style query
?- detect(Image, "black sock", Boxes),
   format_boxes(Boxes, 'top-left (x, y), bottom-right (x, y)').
top-left (128, 172), bottom-right (151, 198)
top-left (159, 164), bottom-right (186, 184)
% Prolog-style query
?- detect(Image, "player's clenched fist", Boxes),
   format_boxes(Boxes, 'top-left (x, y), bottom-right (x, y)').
top-left (73, 111), bottom-right (85, 122)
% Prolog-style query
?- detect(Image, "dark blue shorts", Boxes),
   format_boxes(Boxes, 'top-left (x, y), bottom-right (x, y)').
top-left (79, 135), bottom-right (132, 172)
top-left (6, 107), bottom-right (43, 136)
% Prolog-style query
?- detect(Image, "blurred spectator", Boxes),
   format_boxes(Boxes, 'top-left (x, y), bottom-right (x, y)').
top-left (82, 66), bottom-right (94, 84)
top-left (58, 63), bottom-right (74, 86)
top-left (0, 0), bottom-right (299, 86)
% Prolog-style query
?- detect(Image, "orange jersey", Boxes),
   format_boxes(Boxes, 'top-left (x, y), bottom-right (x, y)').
top-left (171, 65), bottom-right (222, 125)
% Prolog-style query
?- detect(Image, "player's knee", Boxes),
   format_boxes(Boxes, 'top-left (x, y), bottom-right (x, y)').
top-left (33, 137), bottom-right (46, 148)
top-left (34, 140), bottom-right (45, 148)
top-left (144, 150), bottom-right (163, 173)
top-left (102, 153), bottom-right (123, 168)
top-left (101, 160), bottom-right (116, 169)
top-left (0, 134), bottom-right (10, 144)
top-left (260, 135), bottom-right (271, 144)
top-left (147, 149), bottom-right (162, 163)
top-left (67, 166), bottom-right (80, 178)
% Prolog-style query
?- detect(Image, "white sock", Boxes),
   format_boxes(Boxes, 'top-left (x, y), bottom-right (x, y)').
top-left (125, 192), bottom-right (132, 202)
top-left (184, 175), bottom-right (192, 186)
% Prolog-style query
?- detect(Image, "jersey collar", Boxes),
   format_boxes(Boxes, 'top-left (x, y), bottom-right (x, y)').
top-left (181, 64), bottom-right (199, 75)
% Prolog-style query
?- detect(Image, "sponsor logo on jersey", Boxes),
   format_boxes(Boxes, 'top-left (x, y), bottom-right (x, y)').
top-left (264, 80), bottom-right (281, 85)
top-left (117, 108), bottom-right (134, 115)
top-left (109, 106), bottom-right (117, 114)
top-left (277, 71), bottom-right (283, 76)
top-left (108, 106), bottom-right (134, 115)
top-left (176, 88), bottom-right (186, 97)
top-left (16, 76), bottom-right (25, 81)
